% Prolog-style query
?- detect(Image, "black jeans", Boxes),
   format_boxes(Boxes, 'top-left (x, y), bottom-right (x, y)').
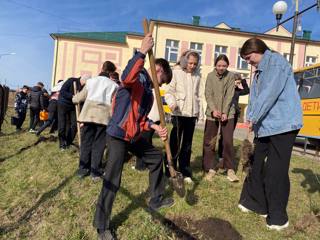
top-left (16, 111), bottom-right (26, 129)
top-left (169, 116), bottom-right (196, 177)
top-left (79, 123), bottom-right (106, 176)
top-left (37, 104), bottom-right (58, 134)
top-left (93, 134), bottom-right (165, 231)
top-left (239, 130), bottom-right (299, 225)
top-left (135, 120), bottom-right (160, 170)
top-left (57, 103), bottom-right (77, 147)
top-left (29, 107), bottom-right (40, 130)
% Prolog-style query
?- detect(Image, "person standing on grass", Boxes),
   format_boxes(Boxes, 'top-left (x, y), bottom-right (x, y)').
top-left (57, 76), bottom-right (87, 150)
top-left (217, 73), bottom-right (250, 166)
top-left (36, 80), bottom-right (64, 136)
top-left (202, 54), bottom-right (239, 183)
top-left (133, 64), bottom-right (172, 171)
top-left (164, 50), bottom-right (201, 184)
top-left (28, 82), bottom-right (44, 133)
top-left (14, 85), bottom-right (29, 131)
top-left (237, 38), bottom-right (302, 231)
top-left (93, 34), bottom-right (174, 240)
top-left (72, 61), bottom-right (119, 181)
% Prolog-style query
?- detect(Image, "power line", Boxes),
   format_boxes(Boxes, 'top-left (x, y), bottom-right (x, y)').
top-left (4, 0), bottom-right (97, 29)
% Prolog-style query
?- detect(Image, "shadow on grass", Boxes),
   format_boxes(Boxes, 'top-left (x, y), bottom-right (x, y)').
top-left (112, 186), bottom-right (200, 239)
top-left (0, 172), bottom-right (75, 235)
top-left (292, 168), bottom-right (320, 193)
top-left (113, 186), bottom-right (242, 239)
top-left (0, 135), bottom-right (58, 163)
top-left (0, 129), bottom-right (28, 137)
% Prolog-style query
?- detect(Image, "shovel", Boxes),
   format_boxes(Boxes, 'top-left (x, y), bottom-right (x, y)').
top-left (142, 18), bottom-right (185, 198)
top-left (73, 81), bottom-right (81, 147)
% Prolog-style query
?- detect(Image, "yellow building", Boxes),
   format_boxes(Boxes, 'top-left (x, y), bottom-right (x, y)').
top-left (50, 18), bottom-right (320, 122)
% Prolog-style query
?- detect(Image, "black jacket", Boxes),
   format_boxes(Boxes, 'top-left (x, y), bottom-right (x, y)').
top-left (28, 86), bottom-right (44, 109)
top-left (232, 79), bottom-right (250, 114)
top-left (58, 77), bottom-right (83, 107)
top-left (15, 91), bottom-right (28, 113)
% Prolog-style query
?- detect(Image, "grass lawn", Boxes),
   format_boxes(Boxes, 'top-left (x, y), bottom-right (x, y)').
top-left (0, 110), bottom-right (320, 240)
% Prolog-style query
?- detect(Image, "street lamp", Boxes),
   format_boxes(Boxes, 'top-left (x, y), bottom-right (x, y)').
top-left (273, 1), bottom-right (288, 30)
top-left (273, 0), bottom-right (320, 66)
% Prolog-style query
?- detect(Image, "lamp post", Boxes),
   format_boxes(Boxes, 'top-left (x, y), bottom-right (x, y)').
top-left (273, 0), bottom-right (320, 66)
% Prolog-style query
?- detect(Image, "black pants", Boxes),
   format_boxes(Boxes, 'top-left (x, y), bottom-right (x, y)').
top-left (93, 134), bottom-right (165, 231)
top-left (79, 123), bottom-right (106, 176)
top-left (16, 111), bottom-right (26, 129)
top-left (169, 116), bottom-right (196, 177)
top-left (135, 121), bottom-right (160, 170)
top-left (37, 110), bottom-right (58, 134)
top-left (29, 107), bottom-right (40, 130)
top-left (58, 103), bottom-right (77, 147)
top-left (239, 130), bottom-right (299, 225)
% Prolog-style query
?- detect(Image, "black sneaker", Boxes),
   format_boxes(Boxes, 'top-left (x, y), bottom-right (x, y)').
top-left (97, 229), bottom-right (115, 240)
top-left (77, 169), bottom-right (90, 179)
top-left (148, 196), bottom-right (174, 211)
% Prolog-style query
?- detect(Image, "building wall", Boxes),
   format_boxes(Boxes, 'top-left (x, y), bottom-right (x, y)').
top-left (51, 23), bottom-right (320, 122)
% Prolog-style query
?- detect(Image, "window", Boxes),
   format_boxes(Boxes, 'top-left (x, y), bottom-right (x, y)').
top-left (305, 56), bottom-right (317, 67)
top-left (237, 49), bottom-right (249, 70)
top-left (283, 53), bottom-right (290, 62)
top-left (296, 66), bottom-right (320, 99)
top-left (165, 39), bottom-right (179, 62)
top-left (190, 42), bottom-right (203, 63)
top-left (214, 45), bottom-right (227, 61)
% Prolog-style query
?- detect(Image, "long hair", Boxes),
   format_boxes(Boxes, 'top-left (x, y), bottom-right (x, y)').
top-left (214, 54), bottom-right (229, 66)
top-left (240, 38), bottom-right (270, 58)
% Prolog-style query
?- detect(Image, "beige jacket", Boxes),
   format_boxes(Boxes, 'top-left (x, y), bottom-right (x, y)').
top-left (72, 76), bottom-right (118, 125)
top-left (205, 69), bottom-right (235, 120)
top-left (164, 66), bottom-right (201, 117)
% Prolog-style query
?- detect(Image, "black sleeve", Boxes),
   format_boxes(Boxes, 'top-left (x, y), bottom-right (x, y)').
top-left (239, 79), bottom-right (250, 96)
top-left (40, 93), bottom-right (44, 110)
top-left (59, 79), bottom-right (74, 100)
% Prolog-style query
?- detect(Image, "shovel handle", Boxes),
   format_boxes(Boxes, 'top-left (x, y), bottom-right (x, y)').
top-left (73, 81), bottom-right (81, 146)
top-left (142, 19), bottom-right (176, 177)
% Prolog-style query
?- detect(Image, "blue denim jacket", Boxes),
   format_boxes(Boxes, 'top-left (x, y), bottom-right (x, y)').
top-left (246, 50), bottom-right (303, 137)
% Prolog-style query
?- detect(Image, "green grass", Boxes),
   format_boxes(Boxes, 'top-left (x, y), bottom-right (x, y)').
top-left (1, 109), bottom-right (320, 240)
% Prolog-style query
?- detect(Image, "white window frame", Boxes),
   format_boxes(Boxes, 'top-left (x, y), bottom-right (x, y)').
top-left (305, 56), bottom-right (317, 67)
top-left (190, 42), bottom-right (203, 64)
top-left (165, 39), bottom-right (179, 62)
top-left (214, 45), bottom-right (227, 61)
top-left (283, 53), bottom-right (290, 62)
top-left (237, 49), bottom-right (249, 70)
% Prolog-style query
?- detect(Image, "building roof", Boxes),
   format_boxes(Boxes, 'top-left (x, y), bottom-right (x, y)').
top-left (151, 19), bottom-right (320, 45)
top-left (50, 31), bottom-right (144, 43)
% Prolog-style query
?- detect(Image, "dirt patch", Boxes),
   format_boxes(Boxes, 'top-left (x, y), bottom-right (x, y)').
top-left (286, 213), bottom-right (320, 238)
top-left (163, 216), bottom-right (242, 240)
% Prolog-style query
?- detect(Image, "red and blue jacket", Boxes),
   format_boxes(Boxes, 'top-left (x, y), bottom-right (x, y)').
top-left (107, 52), bottom-right (154, 142)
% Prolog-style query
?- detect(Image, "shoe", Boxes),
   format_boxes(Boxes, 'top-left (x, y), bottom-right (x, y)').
top-left (149, 196), bottom-right (174, 211)
top-left (91, 175), bottom-right (101, 183)
top-left (29, 129), bottom-right (36, 133)
top-left (227, 169), bottom-right (239, 182)
top-left (238, 204), bottom-right (267, 218)
top-left (184, 177), bottom-right (193, 184)
top-left (77, 169), bottom-right (90, 179)
top-left (204, 169), bottom-right (216, 181)
top-left (36, 131), bottom-right (41, 136)
top-left (267, 221), bottom-right (289, 231)
top-left (97, 229), bottom-right (115, 240)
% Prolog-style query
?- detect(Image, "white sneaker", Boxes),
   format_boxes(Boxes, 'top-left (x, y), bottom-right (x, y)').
top-left (204, 169), bottom-right (216, 181)
top-left (184, 177), bottom-right (193, 184)
top-left (238, 204), bottom-right (267, 218)
top-left (267, 221), bottom-right (289, 231)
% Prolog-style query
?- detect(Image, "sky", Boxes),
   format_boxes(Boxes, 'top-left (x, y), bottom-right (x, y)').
top-left (0, 0), bottom-right (320, 90)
